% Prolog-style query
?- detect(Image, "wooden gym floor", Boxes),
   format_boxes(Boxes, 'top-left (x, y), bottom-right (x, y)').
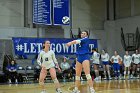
top-left (0, 79), bottom-right (140, 93)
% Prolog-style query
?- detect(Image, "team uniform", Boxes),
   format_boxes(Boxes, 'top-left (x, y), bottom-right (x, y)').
top-left (37, 50), bottom-right (62, 93)
top-left (131, 53), bottom-right (140, 79)
top-left (76, 37), bottom-right (90, 63)
top-left (72, 37), bottom-right (95, 93)
top-left (91, 51), bottom-right (100, 65)
top-left (132, 54), bottom-right (140, 64)
top-left (101, 53), bottom-right (110, 65)
top-left (123, 55), bottom-right (132, 67)
top-left (123, 55), bottom-right (132, 79)
top-left (101, 53), bottom-right (112, 79)
top-left (37, 50), bottom-right (58, 69)
top-left (110, 55), bottom-right (122, 79)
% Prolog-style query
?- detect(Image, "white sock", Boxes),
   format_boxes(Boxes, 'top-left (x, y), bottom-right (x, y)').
top-left (124, 71), bottom-right (126, 75)
top-left (107, 71), bottom-right (111, 77)
top-left (128, 71), bottom-right (130, 75)
top-left (104, 71), bottom-right (106, 76)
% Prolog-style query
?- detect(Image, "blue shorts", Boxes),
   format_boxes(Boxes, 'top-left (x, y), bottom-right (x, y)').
top-left (102, 61), bottom-right (109, 65)
top-left (77, 54), bottom-right (90, 64)
top-left (113, 63), bottom-right (120, 71)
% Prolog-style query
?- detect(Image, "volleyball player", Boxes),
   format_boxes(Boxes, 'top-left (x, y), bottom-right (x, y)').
top-left (37, 40), bottom-right (62, 93)
top-left (131, 50), bottom-right (140, 79)
top-left (66, 31), bottom-right (95, 93)
top-left (123, 51), bottom-right (132, 79)
top-left (91, 48), bottom-right (101, 81)
top-left (101, 49), bottom-right (112, 80)
top-left (110, 51), bottom-right (122, 80)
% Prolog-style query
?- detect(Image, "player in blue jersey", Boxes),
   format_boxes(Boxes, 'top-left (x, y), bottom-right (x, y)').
top-left (66, 31), bottom-right (95, 93)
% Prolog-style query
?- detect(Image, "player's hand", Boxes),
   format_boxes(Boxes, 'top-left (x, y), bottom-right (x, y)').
top-left (58, 67), bottom-right (61, 73)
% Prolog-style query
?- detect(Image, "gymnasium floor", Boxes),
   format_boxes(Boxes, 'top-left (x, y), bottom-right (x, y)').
top-left (0, 79), bottom-right (139, 93)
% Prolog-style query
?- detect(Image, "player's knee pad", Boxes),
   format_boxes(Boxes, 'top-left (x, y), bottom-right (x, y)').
top-left (53, 78), bottom-right (59, 83)
top-left (86, 74), bottom-right (91, 80)
top-left (75, 76), bottom-right (80, 81)
top-left (39, 81), bottom-right (44, 85)
top-left (117, 70), bottom-right (120, 73)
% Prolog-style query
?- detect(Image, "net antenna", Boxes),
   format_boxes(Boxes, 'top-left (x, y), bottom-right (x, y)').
top-left (121, 27), bottom-right (140, 51)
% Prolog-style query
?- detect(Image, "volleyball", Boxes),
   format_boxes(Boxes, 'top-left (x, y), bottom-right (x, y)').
top-left (62, 16), bottom-right (70, 24)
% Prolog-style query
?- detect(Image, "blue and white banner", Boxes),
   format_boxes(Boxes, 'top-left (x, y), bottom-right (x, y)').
top-left (33, 0), bottom-right (52, 25)
top-left (12, 38), bottom-right (98, 55)
top-left (53, 0), bottom-right (70, 25)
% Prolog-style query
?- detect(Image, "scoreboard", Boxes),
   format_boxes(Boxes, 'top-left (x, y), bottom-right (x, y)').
top-left (33, 0), bottom-right (51, 25)
top-left (33, 0), bottom-right (70, 25)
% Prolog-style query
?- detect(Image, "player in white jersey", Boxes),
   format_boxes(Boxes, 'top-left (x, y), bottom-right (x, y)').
top-left (123, 51), bottom-right (132, 79)
top-left (91, 48), bottom-right (101, 81)
top-left (110, 51), bottom-right (122, 79)
top-left (37, 40), bottom-right (62, 93)
top-left (101, 50), bottom-right (112, 80)
top-left (131, 50), bottom-right (140, 79)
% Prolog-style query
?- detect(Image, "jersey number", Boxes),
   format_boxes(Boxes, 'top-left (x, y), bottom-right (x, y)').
top-left (45, 58), bottom-right (48, 61)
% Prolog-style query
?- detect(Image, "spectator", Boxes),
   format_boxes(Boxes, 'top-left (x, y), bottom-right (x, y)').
top-left (60, 56), bottom-right (70, 79)
top-left (70, 58), bottom-right (76, 79)
top-left (6, 60), bottom-right (18, 83)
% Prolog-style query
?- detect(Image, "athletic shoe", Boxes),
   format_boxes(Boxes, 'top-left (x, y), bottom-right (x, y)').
top-left (56, 88), bottom-right (62, 93)
top-left (71, 87), bottom-right (80, 93)
top-left (137, 75), bottom-right (139, 79)
top-left (103, 77), bottom-right (107, 80)
top-left (90, 87), bottom-right (95, 93)
top-left (109, 77), bottom-right (112, 80)
top-left (8, 79), bottom-right (11, 84)
top-left (130, 75), bottom-right (133, 79)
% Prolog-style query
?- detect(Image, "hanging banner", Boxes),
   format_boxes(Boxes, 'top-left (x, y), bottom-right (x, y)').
top-left (12, 38), bottom-right (98, 55)
top-left (33, 0), bottom-right (52, 25)
top-left (53, 0), bottom-right (70, 25)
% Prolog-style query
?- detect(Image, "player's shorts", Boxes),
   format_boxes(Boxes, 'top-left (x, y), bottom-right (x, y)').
top-left (77, 54), bottom-right (90, 64)
top-left (102, 61), bottom-right (109, 65)
top-left (133, 61), bottom-right (140, 65)
top-left (124, 63), bottom-right (131, 67)
top-left (113, 63), bottom-right (120, 71)
top-left (92, 61), bottom-right (100, 65)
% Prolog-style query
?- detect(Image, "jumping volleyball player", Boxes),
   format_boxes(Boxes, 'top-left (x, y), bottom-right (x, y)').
top-left (37, 40), bottom-right (62, 93)
top-left (66, 31), bottom-right (95, 93)
top-left (123, 51), bottom-right (132, 79)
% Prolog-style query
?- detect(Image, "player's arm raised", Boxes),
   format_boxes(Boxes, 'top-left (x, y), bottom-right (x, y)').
top-left (66, 40), bottom-right (81, 47)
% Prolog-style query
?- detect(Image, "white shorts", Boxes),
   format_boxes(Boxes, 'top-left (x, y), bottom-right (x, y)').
top-left (92, 61), bottom-right (100, 65)
top-left (42, 63), bottom-right (55, 69)
top-left (133, 61), bottom-right (140, 65)
top-left (124, 64), bottom-right (131, 67)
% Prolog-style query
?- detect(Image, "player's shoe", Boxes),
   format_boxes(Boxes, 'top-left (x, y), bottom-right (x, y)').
top-left (56, 88), bottom-right (62, 93)
top-left (90, 87), bottom-right (95, 93)
top-left (71, 87), bottom-right (80, 93)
